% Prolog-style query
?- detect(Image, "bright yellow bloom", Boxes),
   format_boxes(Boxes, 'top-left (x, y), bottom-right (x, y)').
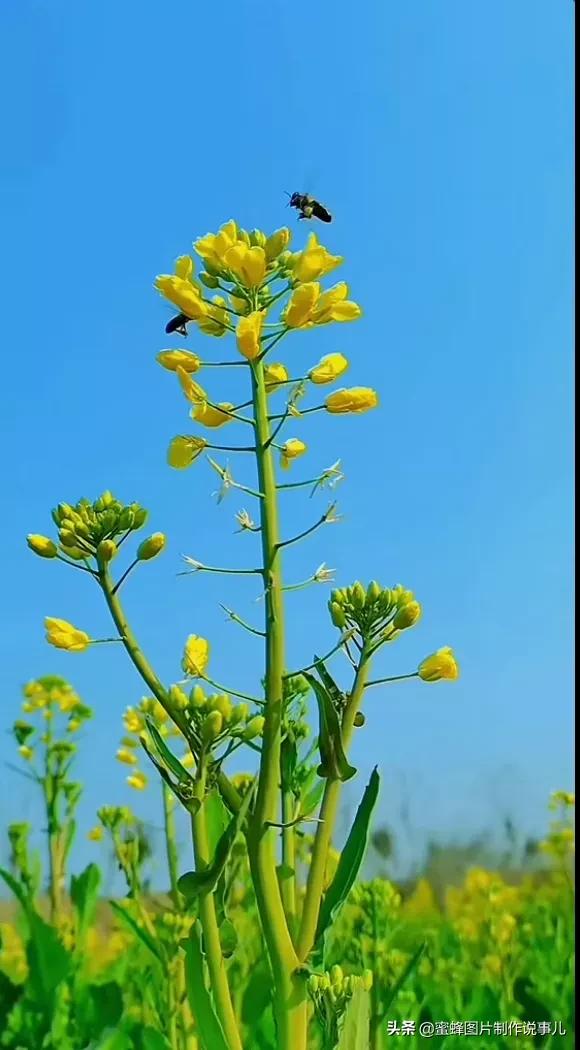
top-left (58, 690), bottom-right (80, 713)
top-left (18, 745), bottom-right (34, 761)
top-left (236, 311), bottom-right (265, 360)
top-left (45, 617), bottom-right (91, 653)
top-left (127, 771), bottom-right (148, 791)
top-left (174, 255), bottom-right (194, 280)
top-left (312, 282), bottom-right (362, 325)
top-left (309, 353), bottom-right (349, 385)
top-left (418, 647), bottom-right (460, 682)
top-left (265, 227), bottom-right (291, 262)
top-left (137, 533), bottom-right (166, 561)
top-left (482, 955), bottom-right (503, 978)
top-left (293, 233), bottom-right (343, 283)
top-left (116, 747), bottom-right (138, 766)
top-left (88, 826), bottom-right (104, 842)
top-left (193, 402), bottom-right (235, 428)
top-left (325, 387), bottom-right (378, 414)
top-left (182, 635), bottom-right (210, 677)
top-left (123, 707), bottom-right (145, 734)
top-left (194, 221), bottom-right (239, 270)
top-left (155, 276), bottom-right (207, 320)
top-left (224, 244), bottom-right (267, 288)
top-left (27, 534), bottom-right (58, 559)
top-left (230, 293), bottom-right (250, 315)
top-left (176, 367), bottom-right (207, 405)
top-left (280, 438), bottom-right (307, 470)
top-left (197, 296), bottom-right (229, 337)
top-left (157, 349), bottom-right (201, 373)
top-left (264, 363), bottom-right (289, 390)
top-left (167, 436), bottom-right (207, 469)
top-left (285, 282), bottom-right (321, 328)
top-left (549, 790), bottom-right (575, 809)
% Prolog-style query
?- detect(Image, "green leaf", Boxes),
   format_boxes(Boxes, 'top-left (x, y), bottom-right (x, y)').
top-left (303, 672), bottom-right (356, 782)
top-left (85, 1028), bottom-right (133, 1050)
top-left (337, 985), bottom-right (370, 1050)
top-left (145, 718), bottom-right (195, 786)
top-left (314, 768), bottom-right (380, 959)
top-left (380, 942), bottom-right (425, 1019)
top-left (313, 656), bottom-right (343, 706)
top-left (108, 901), bottom-right (165, 965)
top-left (178, 783), bottom-right (255, 901)
top-left (204, 789), bottom-right (230, 855)
top-left (140, 1028), bottom-right (173, 1050)
top-left (184, 926), bottom-right (231, 1050)
top-left (70, 863), bottom-right (101, 943)
top-left (301, 780), bottom-right (325, 818)
top-left (219, 918), bottom-right (238, 958)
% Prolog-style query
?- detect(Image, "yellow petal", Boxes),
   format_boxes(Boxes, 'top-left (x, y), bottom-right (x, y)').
top-left (157, 349), bottom-right (201, 373)
top-left (193, 402), bottom-right (235, 428)
top-left (242, 246), bottom-right (267, 287)
top-left (176, 367), bottom-right (207, 404)
top-left (236, 311), bottom-right (264, 360)
top-left (284, 283), bottom-right (320, 328)
top-left (182, 635), bottom-right (210, 677)
top-left (167, 436), bottom-right (207, 469)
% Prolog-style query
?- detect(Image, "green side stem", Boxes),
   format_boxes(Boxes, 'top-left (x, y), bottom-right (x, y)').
top-left (248, 356), bottom-right (308, 1049)
top-left (162, 783), bottom-right (180, 908)
top-left (190, 764), bottom-right (242, 1050)
top-left (296, 655), bottom-right (371, 962)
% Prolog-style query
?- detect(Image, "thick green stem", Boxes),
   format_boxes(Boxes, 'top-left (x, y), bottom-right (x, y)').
top-left (296, 656), bottom-right (371, 961)
top-left (191, 769), bottom-right (242, 1050)
top-left (162, 783), bottom-right (180, 908)
top-left (248, 357), bottom-right (307, 1048)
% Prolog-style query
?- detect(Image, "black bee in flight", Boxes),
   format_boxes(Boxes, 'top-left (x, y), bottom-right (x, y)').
top-left (165, 313), bottom-right (189, 336)
top-left (287, 192), bottom-right (332, 223)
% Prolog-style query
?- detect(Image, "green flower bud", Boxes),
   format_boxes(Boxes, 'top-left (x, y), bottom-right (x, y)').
top-left (319, 974), bottom-right (330, 992)
top-left (353, 712), bottom-right (365, 728)
top-left (64, 546), bottom-right (89, 561)
top-left (351, 582), bottom-right (366, 610)
top-left (27, 535), bottom-right (58, 559)
top-left (242, 716), bottom-right (265, 741)
top-left (169, 685), bottom-right (189, 711)
top-left (202, 710), bottom-right (223, 743)
top-left (199, 272), bottom-right (220, 288)
top-left (208, 694), bottom-right (233, 722)
top-left (307, 974), bottom-right (320, 994)
top-left (97, 539), bottom-right (118, 563)
top-left (132, 507), bottom-right (149, 529)
top-left (118, 508), bottom-right (135, 531)
top-left (249, 229), bottom-right (266, 247)
top-left (230, 702), bottom-right (249, 725)
top-left (59, 529), bottom-right (79, 548)
top-left (366, 580), bottom-right (382, 603)
top-left (189, 685), bottom-right (207, 710)
top-left (330, 964), bottom-right (343, 987)
top-left (57, 502), bottom-right (74, 522)
top-left (362, 969), bottom-right (374, 991)
top-left (393, 600), bottom-right (422, 630)
top-left (137, 533), bottom-right (166, 561)
top-left (329, 601), bottom-right (347, 629)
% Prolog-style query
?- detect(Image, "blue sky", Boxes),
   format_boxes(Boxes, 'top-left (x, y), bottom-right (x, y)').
top-left (0, 1), bottom-right (574, 885)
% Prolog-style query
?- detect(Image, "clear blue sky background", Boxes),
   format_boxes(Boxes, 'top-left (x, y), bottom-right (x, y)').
top-left (0, 1), bottom-right (574, 887)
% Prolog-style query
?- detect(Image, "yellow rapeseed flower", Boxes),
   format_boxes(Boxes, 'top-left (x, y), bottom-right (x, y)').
top-left (182, 635), bottom-right (210, 677)
top-left (197, 296), bottom-right (229, 337)
top-left (155, 276), bottom-right (207, 320)
top-left (418, 647), bottom-right (460, 682)
top-left (176, 367), bottom-right (207, 405)
top-left (293, 233), bottom-right (343, 283)
top-left (174, 255), bottom-right (194, 280)
top-left (157, 349), bottom-right (201, 373)
top-left (193, 402), bottom-right (235, 428)
top-left (309, 353), bottom-right (349, 385)
top-left (312, 283), bottom-right (362, 324)
top-left (280, 438), bottom-right (307, 470)
top-left (224, 244), bottom-right (267, 288)
top-left (285, 282), bottom-right (321, 328)
top-left (325, 388), bottom-right (378, 414)
top-left (194, 221), bottom-right (239, 270)
top-left (123, 707), bottom-right (145, 734)
top-left (127, 771), bottom-right (148, 791)
top-left (236, 311), bottom-right (265, 360)
top-left (88, 826), bottom-right (104, 842)
top-left (18, 745), bottom-right (34, 761)
top-left (264, 363), bottom-right (289, 390)
top-left (45, 617), bottom-right (91, 653)
top-left (265, 227), bottom-right (291, 262)
top-left (167, 436), bottom-right (208, 469)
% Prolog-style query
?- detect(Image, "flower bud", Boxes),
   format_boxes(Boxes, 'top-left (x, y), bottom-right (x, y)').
top-left (307, 974), bottom-right (320, 994)
top-left (362, 969), bottom-right (374, 991)
top-left (366, 581), bottom-right (382, 603)
top-left (393, 600), bottom-right (422, 630)
top-left (169, 685), bottom-right (189, 711)
top-left (353, 712), bottom-right (365, 728)
top-left (27, 535), bottom-right (58, 559)
top-left (118, 508), bottom-right (135, 531)
top-left (319, 974), bottom-right (330, 992)
top-left (230, 702), bottom-right (249, 724)
top-left (249, 229), bottom-right (266, 247)
top-left (329, 601), bottom-right (347, 629)
top-left (202, 710), bottom-right (223, 743)
top-left (137, 533), bottom-right (166, 561)
top-left (132, 507), bottom-right (149, 529)
top-left (199, 272), bottom-right (220, 288)
top-left (208, 694), bottom-right (233, 722)
top-left (242, 716), bottom-right (265, 741)
top-left (351, 582), bottom-right (366, 610)
top-left (189, 685), bottom-right (207, 710)
top-left (330, 964), bottom-right (343, 988)
top-left (97, 539), bottom-right (118, 563)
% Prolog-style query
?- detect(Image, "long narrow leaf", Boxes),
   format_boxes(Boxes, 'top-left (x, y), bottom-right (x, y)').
top-left (145, 718), bottom-right (195, 785)
top-left (108, 901), bottom-right (164, 965)
top-left (337, 985), bottom-right (371, 1050)
top-left (178, 783), bottom-right (255, 901)
top-left (303, 672), bottom-right (356, 782)
top-left (315, 767), bottom-right (380, 957)
top-left (379, 942), bottom-right (426, 1021)
top-left (184, 926), bottom-right (231, 1050)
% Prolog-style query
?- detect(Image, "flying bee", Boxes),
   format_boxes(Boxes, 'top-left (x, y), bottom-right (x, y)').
top-left (286, 192), bottom-right (332, 223)
top-left (165, 312), bottom-right (189, 336)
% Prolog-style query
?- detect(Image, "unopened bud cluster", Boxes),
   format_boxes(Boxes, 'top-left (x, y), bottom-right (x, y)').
top-left (307, 964), bottom-right (373, 1010)
top-left (183, 686), bottom-right (264, 752)
top-left (329, 581), bottom-right (421, 643)
top-left (28, 492), bottom-right (154, 566)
